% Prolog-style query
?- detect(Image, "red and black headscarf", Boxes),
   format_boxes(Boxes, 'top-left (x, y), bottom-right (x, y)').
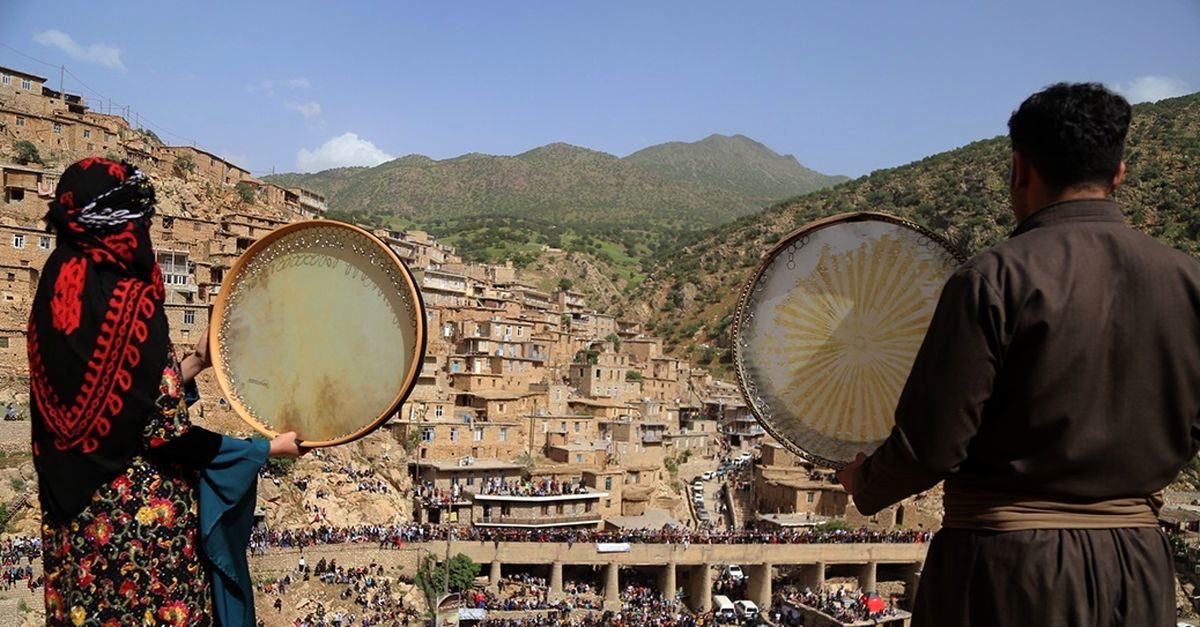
top-left (28, 157), bottom-right (169, 523)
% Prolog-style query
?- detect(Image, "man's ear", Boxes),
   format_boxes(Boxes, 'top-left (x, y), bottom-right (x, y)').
top-left (1111, 160), bottom-right (1127, 193)
top-left (1011, 151), bottom-right (1032, 190)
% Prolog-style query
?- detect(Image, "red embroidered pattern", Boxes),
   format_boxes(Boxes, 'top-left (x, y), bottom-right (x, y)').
top-left (98, 225), bottom-right (138, 265)
top-left (50, 257), bottom-right (87, 335)
top-left (59, 191), bottom-right (75, 212)
top-left (29, 278), bottom-right (158, 454)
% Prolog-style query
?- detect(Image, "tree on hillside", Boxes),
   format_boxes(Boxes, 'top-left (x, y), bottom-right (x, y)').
top-left (174, 155), bottom-right (195, 176)
top-left (235, 181), bottom-right (255, 205)
top-left (416, 553), bottom-right (480, 599)
top-left (13, 141), bottom-right (42, 165)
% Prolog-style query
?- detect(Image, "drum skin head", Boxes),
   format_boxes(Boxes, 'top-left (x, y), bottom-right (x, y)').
top-left (734, 212), bottom-right (965, 468)
top-left (210, 220), bottom-right (426, 446)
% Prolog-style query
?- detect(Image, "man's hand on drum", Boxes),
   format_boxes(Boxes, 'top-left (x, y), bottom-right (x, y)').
top-left (269, 431), bottom-right (308, 458)
top-left (836, 452), bottom-right (867, 495)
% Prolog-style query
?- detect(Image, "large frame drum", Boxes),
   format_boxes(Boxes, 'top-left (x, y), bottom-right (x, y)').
top-left (733, 212), bottom-right (965, 467)
top-left (210, 220), bottom-right (427, 447)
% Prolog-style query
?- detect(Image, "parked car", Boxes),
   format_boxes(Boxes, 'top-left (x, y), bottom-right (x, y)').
top-left (701, 471), bottom-right (715, 481)
top-left (722, 565), bottom-right (745, 580)
top-left (734, 600), bottom-right (759, 620)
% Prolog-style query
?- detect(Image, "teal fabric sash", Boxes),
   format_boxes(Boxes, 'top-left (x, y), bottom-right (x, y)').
top-left (200, 437), bottom-right (269, 627)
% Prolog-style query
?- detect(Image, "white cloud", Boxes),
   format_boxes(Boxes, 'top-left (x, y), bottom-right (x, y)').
top-left (34, 30), bottom-right (126, 72)
top-left (1114, 75), bottom-right (1191, 104)
top-left (250, 77), bottom-right (311, 96)
top-left (286, 101), bottom-right (322, 118)
top-left (296, 133), bottom-right (393, 172)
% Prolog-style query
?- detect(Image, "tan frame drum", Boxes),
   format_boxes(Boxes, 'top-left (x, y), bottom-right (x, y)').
top-left (209, 220), bottom-right (427, 447)
top-left (733, 212), bottom-right (966, 468)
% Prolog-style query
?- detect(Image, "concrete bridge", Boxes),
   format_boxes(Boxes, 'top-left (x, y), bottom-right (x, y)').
top-left (250, 540), bottom-right (928, 615)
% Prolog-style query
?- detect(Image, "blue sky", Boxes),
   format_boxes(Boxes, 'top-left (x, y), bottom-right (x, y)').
top-left (1, 1), bottom-right (1197, 177)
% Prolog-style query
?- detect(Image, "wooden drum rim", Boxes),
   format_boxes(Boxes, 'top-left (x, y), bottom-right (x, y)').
top-left (732, 211), bottom-right (966, 468)
top-left (209, 219), bottom-right (428, 447)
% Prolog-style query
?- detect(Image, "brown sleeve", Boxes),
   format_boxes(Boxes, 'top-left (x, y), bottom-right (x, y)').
top-left (853, 266), bottom-right (1005, 515)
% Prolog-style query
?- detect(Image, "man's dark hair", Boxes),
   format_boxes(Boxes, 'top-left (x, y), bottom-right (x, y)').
top-left (1007, 82), bottom-right (1132, 193)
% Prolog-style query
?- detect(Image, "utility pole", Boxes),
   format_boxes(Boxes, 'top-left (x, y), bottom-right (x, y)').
top-left (58, 65), bottom-right (64, 98)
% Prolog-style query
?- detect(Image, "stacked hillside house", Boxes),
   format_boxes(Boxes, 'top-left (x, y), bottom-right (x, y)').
top-left (1, 62), bottom-right (769, 533)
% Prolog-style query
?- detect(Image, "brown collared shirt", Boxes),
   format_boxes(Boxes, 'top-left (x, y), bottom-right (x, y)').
top-left (855, 199), bottom-right (1200, 520)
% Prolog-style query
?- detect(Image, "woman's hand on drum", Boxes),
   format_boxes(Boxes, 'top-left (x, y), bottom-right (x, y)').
top-left (269, 431), bottom-right (308, 458)
top-left (180, 326), bottom-right (213, 383)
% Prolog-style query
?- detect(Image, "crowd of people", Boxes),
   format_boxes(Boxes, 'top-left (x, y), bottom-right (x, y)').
top-left (255, 558), bottom-right (421, 626)
top-left (464, 573), bottom-right (602, 612)
top-left (247, 521), bottom-right (933, 552)
top-left (777, 585), bottom-right (899, 625)
top-left (478, 477), bottom-right (590, 497)
top-left (0, 536), bottom-right (40, 592)
top-left (477, 584), bottom-right (699, 627)
top-left (415, 481), bottom-right (464, 508)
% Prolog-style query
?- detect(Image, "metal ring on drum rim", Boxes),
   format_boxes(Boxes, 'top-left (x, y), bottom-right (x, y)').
top-left (209, 220), bottom-right (427, 447)
top-left (732, 212), bottom-right (966, 468)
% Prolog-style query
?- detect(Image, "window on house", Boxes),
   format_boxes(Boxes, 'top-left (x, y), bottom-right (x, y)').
top-left (52, 123), bottom-right (61, 134)
top-left (604, 477), bottom-right (613, 490)
top-left (83, 129), bottom-right (92, 139)
top-left (449, 428), bottom-right (458, 442)
top-left (7, 188), bottom-right (24, 203)
top-left (21, 79), bottom-right (32, 90)
top-left (498, 403), bottom-right (506, 413)
top-left (499, 428), bottom-right (508, 442)
top-left (183, 309), bottom-right (195, 325)
top-left (0, 337), bottom-right (8, 348)
top-left (435, 405), bottom-right (444, 418)
top-left (181, 329), bottom-right (189, 339)
top-left (12, 234), bottom-right (24, 249)
top-left (15, 117), bottom-right (24, 127)
top-left (541, 505), bottom-right (549, 515)
top-left (1, 74), bottom-right (10, 86)
top-left (473, 427), bottom-right (483, 442)
top-left (5, 272), bottom-right (14, 281)
top-left (466, 473), bottom-right (474, 486)
top-left (576, 454), bottom-right (583, 463)
top-left (421, 428), bottom-right (434, 443)
top-left (574, 422), bottom-right (581, 433)
top-left (807, 492), bottom-right (815, 503)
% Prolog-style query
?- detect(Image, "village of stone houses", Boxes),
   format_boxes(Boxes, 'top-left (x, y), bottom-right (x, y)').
top-left (0, 62), bottom-right (1196, 627)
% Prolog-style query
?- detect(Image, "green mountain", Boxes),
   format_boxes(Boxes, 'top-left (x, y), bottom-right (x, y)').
top-left (265, 136), bottom-right (844, 274)
top-left (626, 133), bottom-right (848, 201)
top-left (627, 93), bottom-right (1200, 370)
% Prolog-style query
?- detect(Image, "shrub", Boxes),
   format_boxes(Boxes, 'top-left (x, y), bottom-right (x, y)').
top-left (235, 181), bottom-right (255, 204)
top-left (174, 155), bottom-right (196, 175)
top-left (13, 141), bottom-right (42, 165)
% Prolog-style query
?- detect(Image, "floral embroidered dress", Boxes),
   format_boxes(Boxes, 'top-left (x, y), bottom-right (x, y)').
top-left (41, 352), bottom-right (213, 627)
top-left (28, 160), bottom-right (223, 627)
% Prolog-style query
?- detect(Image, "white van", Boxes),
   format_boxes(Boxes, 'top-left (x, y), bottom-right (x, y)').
top-left (712, 594), bottom-right (736, 622)
top-left (735, 599), bottom-right (759, 620)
